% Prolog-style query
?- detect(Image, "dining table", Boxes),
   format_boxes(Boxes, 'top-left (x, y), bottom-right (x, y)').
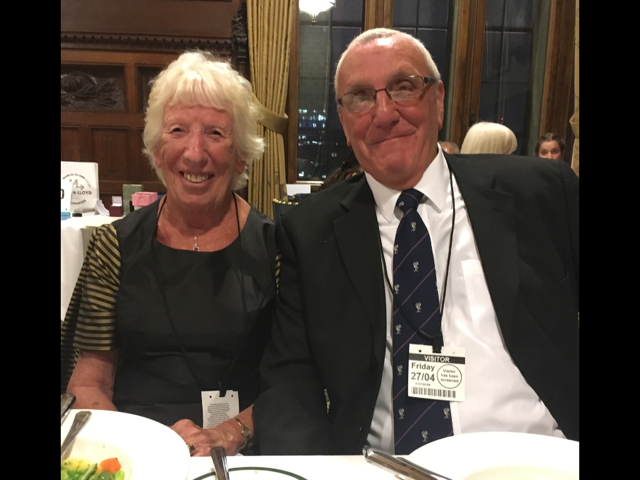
top-left (187, 454), bottom-right (396, 480)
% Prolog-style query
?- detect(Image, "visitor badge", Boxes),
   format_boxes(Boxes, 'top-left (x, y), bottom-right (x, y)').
top-left (201, 390), bottom-right (239, 429)
top-left (408, 344), bottom-right (466, 402)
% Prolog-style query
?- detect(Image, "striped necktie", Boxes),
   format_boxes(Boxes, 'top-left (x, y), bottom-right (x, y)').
top-left (392, 188), bottom-right (453, 454)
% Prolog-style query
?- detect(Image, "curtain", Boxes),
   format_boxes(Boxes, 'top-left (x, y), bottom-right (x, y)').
top-left (247, 0), bottom-right (295, 217)
top-left (569, 0), bottom-right (579, 176)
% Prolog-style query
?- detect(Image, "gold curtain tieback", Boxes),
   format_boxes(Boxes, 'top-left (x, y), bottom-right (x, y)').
top-left (252, 94), bottom-right (288, 134)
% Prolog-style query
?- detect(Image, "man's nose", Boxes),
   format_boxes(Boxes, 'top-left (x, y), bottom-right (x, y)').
top-left (371, 89), bottom-right (399, 123)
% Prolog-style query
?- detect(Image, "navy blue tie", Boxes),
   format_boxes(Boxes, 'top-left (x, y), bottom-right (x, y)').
top-left (392, 188), bottom-right (453, 454)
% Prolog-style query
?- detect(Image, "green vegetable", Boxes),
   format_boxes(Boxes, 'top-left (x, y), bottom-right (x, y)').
top-left (77, 463), bottom-right (98, 480)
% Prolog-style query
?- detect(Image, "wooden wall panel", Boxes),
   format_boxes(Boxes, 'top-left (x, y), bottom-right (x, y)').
top-left (91, 128), bottom-right (129, 180)
top-left (61, 127), bottom-right (82, 162)
top-left (61, 0), bottom-right (242, 54)
top-left (62, 1), bottom-right (249, 206)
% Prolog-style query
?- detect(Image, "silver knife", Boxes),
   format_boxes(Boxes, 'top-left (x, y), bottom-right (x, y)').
top-left (364, 447), bottom-right (454, 480)
top-left (210, 446), bottom-right (229, 480)
top-left (61, 393), bottom-right (75, 425)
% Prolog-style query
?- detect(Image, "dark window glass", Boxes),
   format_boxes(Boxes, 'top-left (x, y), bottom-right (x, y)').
top-left (478, 0), bottom-right (535, 154)
top-left (297, 1), bottom-right (363, 181)
top-left (394, 0), bottom-right (452, 141)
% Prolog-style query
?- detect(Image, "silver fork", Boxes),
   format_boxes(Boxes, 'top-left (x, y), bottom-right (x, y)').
top-left (61, 410), bottom-right (91, 458)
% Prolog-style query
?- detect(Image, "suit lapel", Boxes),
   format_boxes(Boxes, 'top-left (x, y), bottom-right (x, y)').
top-left (446, 156), bottom-right (519, 343)
top-left (333, 179), bottom-right (387, 368)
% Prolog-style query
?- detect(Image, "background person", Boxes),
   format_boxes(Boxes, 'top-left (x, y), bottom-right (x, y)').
top-left (535, 133), bottom-right (565, 160)
top-left (460, 121), bottom-right (517, 154)
top-left (439, 140), bottom-right (460, 154)
top-left (62, 51), bottom-right (276, 456)
top-left (318, 150), bottom-right (362, 191)
top-left (255, 28), bottom-right (578, 455)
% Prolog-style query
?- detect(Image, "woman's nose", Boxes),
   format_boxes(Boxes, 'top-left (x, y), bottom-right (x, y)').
top-left (184, 132), bottom-right (204, 160)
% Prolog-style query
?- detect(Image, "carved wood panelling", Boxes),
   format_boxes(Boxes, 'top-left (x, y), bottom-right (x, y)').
top-left (61, 66), bottom-right (125, 112)
top-left (61, 0), bottom-right (242, 54)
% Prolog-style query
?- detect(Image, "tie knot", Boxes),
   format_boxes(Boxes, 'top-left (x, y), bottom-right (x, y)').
top-left (396, 188), bottom-right (423, 213)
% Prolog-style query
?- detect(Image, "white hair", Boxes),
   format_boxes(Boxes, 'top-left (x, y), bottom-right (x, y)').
top-left (460, 122), bottom-right (518, 155)
top-left (143, 51), bottom-right (264, 190)
top-left (334, 28), bottom-right (441, 97)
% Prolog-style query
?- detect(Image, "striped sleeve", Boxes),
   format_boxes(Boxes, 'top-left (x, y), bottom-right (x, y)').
top-left (73, 224), bottom-right (121, 350)
top-left (61, 223), bottom-right (121, 392)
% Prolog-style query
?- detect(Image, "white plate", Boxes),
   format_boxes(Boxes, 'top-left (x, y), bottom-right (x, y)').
top-left (192, 466), bottom-right (308, 480)
top-left (61, 409), bottom-right (190, 480)
top-left (407, 432), bottom-right (578, 480)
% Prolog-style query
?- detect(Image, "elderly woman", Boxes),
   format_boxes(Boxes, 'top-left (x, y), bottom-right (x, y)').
top-left (62, 51), bottom-right (275, 456)
top-left (460, 121), bottom-right (518, 155)
top-left (535, 133), bottom-right (565, 160)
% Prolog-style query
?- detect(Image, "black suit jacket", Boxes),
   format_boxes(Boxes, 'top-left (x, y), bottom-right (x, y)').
top-left (255, 154), bottom-right (579, 454)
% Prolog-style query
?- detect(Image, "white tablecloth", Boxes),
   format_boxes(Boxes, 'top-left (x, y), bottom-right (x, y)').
top-left (187, 455), bottom-right (395, 480)
top-left (61, 215), bottom-right (120, 320)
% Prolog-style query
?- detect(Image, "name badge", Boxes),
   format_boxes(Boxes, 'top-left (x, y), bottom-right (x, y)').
top-left (408, 345), bottom-right (466, 402)
top-left (201, 390), bottom-right (239, 429)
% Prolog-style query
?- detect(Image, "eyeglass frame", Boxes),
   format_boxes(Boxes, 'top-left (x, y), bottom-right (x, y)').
top-left (336, 75), bottom-right (440, 113)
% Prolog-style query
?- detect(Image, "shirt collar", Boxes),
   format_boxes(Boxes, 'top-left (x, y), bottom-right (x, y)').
top-left (365, 146), bottom-right (449, 222)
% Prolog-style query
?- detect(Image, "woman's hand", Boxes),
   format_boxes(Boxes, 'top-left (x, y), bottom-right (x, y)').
top-left (171, 405), bottom-right (254, 457)
top-left (171, 418), bottom-right (243, 457)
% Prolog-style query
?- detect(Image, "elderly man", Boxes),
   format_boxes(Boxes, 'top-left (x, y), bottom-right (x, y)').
top-left (255, 28), bottom-right (578, 455)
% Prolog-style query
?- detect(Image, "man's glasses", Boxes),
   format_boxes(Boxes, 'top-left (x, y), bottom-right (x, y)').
top-left (337, 75), bottom-right (439, 114)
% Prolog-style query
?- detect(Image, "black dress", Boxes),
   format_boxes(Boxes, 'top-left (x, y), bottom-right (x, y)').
top-left (63, 199), bottom-right (276, 428)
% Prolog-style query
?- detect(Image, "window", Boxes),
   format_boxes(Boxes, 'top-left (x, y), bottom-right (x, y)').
top-left (286, 0), bottom-right (575, 184)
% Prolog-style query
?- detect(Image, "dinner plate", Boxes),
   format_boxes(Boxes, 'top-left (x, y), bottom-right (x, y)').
top-left (61, 409), bottom-right (191, 480)
top-left (193, 467), bottom-right (307, 480)
top-left (407, 432), bottom-right (578, 480)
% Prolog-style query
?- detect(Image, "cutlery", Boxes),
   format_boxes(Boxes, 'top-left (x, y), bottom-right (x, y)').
top-left (211, 446), bottom-right (230, 480)
top-left (61, 393), bottom-right (75, 425)
top-left (364, 447), bottom-right (454, 480)
top-left (61, 410), bottom-right (91, 458)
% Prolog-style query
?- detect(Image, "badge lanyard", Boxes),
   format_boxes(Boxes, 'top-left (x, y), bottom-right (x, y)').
top-left (378, 164), bottom-right (456, 352)
top-left (151, 194), bottom-right (249, 395)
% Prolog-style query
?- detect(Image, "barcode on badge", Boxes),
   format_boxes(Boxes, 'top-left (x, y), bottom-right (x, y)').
top-left (411, 387), bottom-right (456, 398)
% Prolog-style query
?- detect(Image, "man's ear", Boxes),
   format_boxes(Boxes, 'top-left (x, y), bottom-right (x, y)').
top-left (436, 81), bottom-right (445, 130)
top-left (339, 112), bottom-right (352, 147)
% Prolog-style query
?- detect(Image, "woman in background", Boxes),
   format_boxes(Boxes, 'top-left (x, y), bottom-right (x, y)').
top-left (460, 121), bottom-right (518, 155)
top-left (535, 133), bottom-right (565, 160)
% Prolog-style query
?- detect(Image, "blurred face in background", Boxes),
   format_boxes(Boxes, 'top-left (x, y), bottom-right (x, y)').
top-left (538, 140), bottom-right (562, 160)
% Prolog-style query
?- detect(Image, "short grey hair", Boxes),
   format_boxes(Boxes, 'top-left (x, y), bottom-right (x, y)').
top-left (334, 28), bottom-right (441, 98)
top-left (143, 51), bottom-right (264, 190)
top-left (460, 122), bottom-right (518, 155)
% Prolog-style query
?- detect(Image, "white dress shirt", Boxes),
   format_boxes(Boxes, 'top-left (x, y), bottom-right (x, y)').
top-left (365, 147), bottom-right (565, 453)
